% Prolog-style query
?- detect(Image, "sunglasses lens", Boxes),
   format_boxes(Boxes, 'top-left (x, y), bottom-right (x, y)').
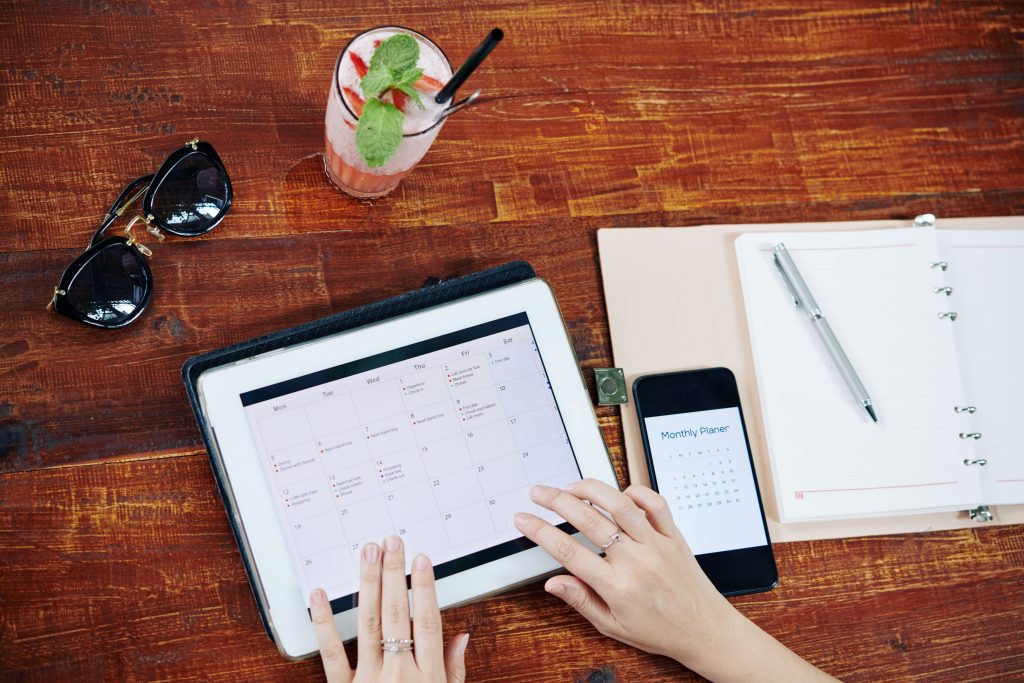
top-left (65, 243), bottom-right (150, 326)
top-left (149, 151), bottom-right (229, 235)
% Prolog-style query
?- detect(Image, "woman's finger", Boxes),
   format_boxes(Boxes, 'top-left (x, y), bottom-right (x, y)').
top-left (356, 542), bottom-right (383, 670)
top-left (380, 535), bottom-right (412, 643)
top-left (444, 633), bottom-right (470, 683)
top-left (513, 512), bottom-right (612, 589)
top-left (564, 478), bottom-right (656, 542)
top-left (410, 553), bottom-right (444, 673)
top-left (544, 575), bottom-right (617, 635)
top-left (528, 484), bottom-right (623, 551)
top-left (310, 588), bottom-right (353, 683)
top-left (623, 484), bottom-right (684, 540)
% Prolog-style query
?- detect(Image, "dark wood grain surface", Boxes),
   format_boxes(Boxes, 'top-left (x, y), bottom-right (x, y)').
top-left (2, 1), bottom-right (1023, 681)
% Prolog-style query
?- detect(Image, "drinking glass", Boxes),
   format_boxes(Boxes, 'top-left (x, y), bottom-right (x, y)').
top-left (324, 27), bottom-right (453, 199)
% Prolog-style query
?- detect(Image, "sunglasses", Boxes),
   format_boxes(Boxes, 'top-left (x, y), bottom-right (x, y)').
top-left (48, 139), bottom-right (232, 329)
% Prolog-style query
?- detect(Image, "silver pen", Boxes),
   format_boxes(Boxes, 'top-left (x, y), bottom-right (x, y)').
top-left (771, 243), bottom-right (878, 423)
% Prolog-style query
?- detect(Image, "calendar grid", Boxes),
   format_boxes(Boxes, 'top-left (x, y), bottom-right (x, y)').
top-left (244, 318), bottom-right (583, 605)
top-left (643, 407), bottom-right (768, 556)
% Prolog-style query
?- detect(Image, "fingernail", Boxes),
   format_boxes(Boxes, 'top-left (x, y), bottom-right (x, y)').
top-left (384, 535), bottom-right (401, 551)
top-left (514, 512), bottom-right (530, 528)
top-left (457, 633), bottom-right (470, 655)
top-left (413, 553), bottom-right (431, 570)
top-left (547, 582), bottom-right (566, 596)
top-left (362, 542), bottom-right (379, 564)
top-left (311, 588), bottom-right (327, 607)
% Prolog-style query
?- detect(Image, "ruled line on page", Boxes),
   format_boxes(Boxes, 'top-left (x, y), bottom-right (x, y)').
top-left (794, 481), bottom-right (959, 498)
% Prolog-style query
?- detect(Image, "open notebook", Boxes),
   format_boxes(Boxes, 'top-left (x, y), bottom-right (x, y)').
top-left (735, 227), bottom-right (1024, 522)
top-left (598, 217), bottom-right (1024, 541)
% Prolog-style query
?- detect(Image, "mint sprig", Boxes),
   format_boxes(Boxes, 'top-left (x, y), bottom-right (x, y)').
top-left (355, 34), bottom-right (427, 168)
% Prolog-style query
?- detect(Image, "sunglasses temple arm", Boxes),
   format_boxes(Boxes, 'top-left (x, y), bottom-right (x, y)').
top-left (89, 174), bottom-right (154, 246)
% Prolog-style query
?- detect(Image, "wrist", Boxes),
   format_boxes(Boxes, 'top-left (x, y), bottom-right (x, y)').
top-left (668, 594), bottom-right (746, 672)
top-left (671, 602), bottom-right (835, 683)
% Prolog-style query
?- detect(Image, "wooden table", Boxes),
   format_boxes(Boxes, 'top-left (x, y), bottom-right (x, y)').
top-left (2, 1), bottom-right (1023, 680)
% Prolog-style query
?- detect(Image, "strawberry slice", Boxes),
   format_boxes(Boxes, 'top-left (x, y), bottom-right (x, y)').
top-left (390, 88), bottom-right (408, 112)
top-left (342, 86), bottom-right (365, 116)
top-left (416, 74), bottom-right (445, 91)
top-left (349, 52), bottom-right (368, 78)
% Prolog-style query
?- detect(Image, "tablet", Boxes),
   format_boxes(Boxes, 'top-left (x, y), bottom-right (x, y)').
top-left (195, 278), bottom-right (617, 659)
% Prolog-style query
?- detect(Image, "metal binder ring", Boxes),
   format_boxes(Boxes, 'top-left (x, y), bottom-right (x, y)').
top-left (930, 261), bottom-right (949, 271)
top-left (938, 312), bottom-right (958, 321)
top-left (963, 458), bottom-right (988, 466)
top-left (954, 406), bottom-right (977, 414)
top-left (933, 286), bottom-right (953, 295)
top-left (959, 432), bottom-right (982, 440)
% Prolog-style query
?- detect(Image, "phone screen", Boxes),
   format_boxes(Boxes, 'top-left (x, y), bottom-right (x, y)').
top-left (642, 406), bottom-right (767, 555)
top-left (634, 368), bottom-right (776, 595)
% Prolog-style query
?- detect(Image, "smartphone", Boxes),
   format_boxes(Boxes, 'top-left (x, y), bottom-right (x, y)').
top-left (633, 367), bottom-right (777, 595)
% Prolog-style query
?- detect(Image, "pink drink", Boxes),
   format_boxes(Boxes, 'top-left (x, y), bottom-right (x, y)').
top-left (325, 27), bottom-right (453, 198)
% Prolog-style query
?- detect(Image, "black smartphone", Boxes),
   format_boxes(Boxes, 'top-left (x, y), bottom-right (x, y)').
top-left (633, 367), bottom-right (777, 596)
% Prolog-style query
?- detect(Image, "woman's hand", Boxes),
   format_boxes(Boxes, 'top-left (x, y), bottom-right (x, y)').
top-left (515, 480), bottom-right (835, 682)
top-left (310, 536), bottom-right (470, 683)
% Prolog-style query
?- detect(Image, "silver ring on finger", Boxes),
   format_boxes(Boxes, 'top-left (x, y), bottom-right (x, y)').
top-left (599, 531), bottom-right (623, 552)
top-left (381, 638), bottom-right (414, 653)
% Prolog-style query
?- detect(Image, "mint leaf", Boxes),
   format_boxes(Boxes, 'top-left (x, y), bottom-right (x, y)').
top-left (360, 67), bottom-right (392, 99)
top-left (370, 34), bottom-right (419, 74)
top-left (391, 66), bottom-right (424, 108)
top-left (356, 98), bottom-right (404, 168)
top-left (396, 66), bottom-right (423, 84)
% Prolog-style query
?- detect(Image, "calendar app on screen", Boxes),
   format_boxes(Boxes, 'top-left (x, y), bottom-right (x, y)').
top-left (643, 407), bottom-right (768, 555)
top-left (240, 314), bottom-right (583, 607)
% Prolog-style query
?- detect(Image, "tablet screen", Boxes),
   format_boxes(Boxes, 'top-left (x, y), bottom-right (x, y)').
top-left (239, 312), bottom-right (582, 611)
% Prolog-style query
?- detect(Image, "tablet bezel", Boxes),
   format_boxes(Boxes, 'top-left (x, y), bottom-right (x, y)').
top-left (196, 279), bottom-right (617, 659)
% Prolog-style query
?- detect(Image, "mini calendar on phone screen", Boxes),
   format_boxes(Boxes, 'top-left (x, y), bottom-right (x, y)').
top-left (641, 407), bottom-right (767, 555)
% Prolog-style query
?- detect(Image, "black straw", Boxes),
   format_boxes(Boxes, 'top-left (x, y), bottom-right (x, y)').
top-left (435, 28), bottom-right (504, 104)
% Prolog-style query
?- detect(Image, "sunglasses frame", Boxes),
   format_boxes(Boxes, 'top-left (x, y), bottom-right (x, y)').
top-left (49, 138), bottom-right (232, 329)
top-left (50, 235), bottom-right (155, 329)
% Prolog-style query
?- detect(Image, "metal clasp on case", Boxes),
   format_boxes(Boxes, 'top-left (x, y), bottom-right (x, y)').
top-left (968, 505), bottom-right (993, 522)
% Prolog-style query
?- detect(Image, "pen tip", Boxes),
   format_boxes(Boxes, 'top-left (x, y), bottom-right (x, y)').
top-left (865, 405), bottom-right (878, 423)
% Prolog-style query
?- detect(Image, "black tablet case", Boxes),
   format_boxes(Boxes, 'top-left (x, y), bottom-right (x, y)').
top-left (182, 261), bottom-right (536, 639)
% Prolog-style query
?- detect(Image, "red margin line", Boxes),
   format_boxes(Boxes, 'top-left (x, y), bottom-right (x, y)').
top-left (796, 481), bottom-right (958, 496)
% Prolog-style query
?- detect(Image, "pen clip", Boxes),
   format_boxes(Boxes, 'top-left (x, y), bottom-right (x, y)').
top-left (772, 249), bottom-right (801, 308)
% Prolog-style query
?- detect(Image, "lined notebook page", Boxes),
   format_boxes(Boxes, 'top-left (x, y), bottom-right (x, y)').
top-left (735, 228), bottom-right (982, 521)
top-left (937, 230), bottom-right (1024, 506)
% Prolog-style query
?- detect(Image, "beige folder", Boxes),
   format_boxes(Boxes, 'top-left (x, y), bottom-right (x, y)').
top-left (597, 217), bottom-right (1024, 542)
